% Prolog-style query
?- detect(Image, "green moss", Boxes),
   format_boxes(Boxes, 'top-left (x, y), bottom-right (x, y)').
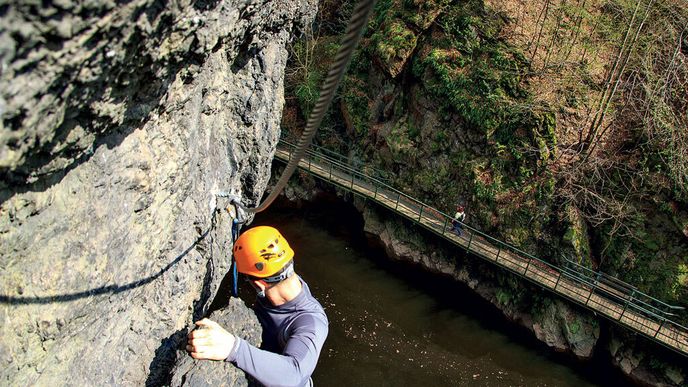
top-left (673, 263), bottom-right (688, 296)
top-left (495, 289), bottom-right (511, 306)
top-left (399, 0), bottom-right (452, 28)
top-left (562, 205), bottom-right (591, 265)
top-left (507, 225), bottom-right (533, 247)
top-left (341, 75), bottom-right (371, 136)
top-left (373, 20), bottom-right (417, 63)
top-left (386, 117), bottom-right (417, 160)
top-left (536, 174), bottom-right (556, 202)
top-left (566, 319), bottom-right (581, 335)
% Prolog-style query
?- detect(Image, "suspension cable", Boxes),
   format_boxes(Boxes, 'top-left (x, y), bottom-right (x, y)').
top-left (235, 0), bottom-right (377, 214)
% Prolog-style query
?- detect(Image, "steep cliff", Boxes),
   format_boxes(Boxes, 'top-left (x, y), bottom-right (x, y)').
top-left (0, 0), bottom-right (314, 385)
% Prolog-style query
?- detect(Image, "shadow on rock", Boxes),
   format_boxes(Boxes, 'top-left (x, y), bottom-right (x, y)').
top-left (146, 328), bottom-right (189, 387)
top-left (0, 210), bottom-right (217, 305)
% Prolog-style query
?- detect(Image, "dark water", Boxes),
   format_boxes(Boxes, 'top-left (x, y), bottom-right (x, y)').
top-left (247, 200), bottom-right (629, 386)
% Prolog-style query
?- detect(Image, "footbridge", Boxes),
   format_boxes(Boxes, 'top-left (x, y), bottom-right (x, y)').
top-left (274, 138), bottom-right (688, 357)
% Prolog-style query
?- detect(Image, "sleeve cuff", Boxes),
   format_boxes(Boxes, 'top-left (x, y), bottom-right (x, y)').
top-left (225, 336), bottom-right (242, 363)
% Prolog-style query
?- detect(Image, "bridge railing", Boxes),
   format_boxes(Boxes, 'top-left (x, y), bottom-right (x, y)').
top-left (276, 138), bottom-right (688, 355)
top-left (280, 131), bottom-right (393, 183)
top-left (563, 258), bottom-right (686, 317)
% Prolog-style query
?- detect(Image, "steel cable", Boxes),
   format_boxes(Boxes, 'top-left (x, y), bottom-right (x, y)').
top-left (236, 0), bottom-right (377, 214)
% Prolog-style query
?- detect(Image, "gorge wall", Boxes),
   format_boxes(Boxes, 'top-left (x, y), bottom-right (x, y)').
top-left (0, 0), bottom-right (314, 385)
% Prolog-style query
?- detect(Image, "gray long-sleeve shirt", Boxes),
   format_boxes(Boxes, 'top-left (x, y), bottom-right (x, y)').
top-left (227, 277), bottom-right (329, 387)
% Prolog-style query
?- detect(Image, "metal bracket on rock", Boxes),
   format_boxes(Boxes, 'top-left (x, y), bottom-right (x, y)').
top-left (215, 191), bottom-right (244, 298)
top-left (215, 192), bottom-right (248, 227)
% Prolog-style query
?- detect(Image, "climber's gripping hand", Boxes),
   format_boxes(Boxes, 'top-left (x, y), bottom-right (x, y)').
top-left (186, 318), bottom-right (236, 360)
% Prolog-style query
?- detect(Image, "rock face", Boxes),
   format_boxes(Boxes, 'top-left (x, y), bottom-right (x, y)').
top-left (608, 332), bottom-right (687, 387)
top-left (169, 298), bottom-right (262, 387)
top-left (0, 0), bottom-right (314, 385)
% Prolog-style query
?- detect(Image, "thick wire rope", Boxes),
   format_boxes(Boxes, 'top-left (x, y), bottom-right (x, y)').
top-left (234, 0), bottom-right (377, 214)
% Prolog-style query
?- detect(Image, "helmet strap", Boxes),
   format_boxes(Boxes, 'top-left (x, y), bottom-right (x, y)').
top-left (248, 280), bottom-right (267, 298)
top-left (262, 260), bottom-right (295, 284)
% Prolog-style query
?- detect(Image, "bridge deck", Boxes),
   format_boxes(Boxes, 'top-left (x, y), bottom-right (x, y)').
top-left (274, 143), bottom-right (688, 357)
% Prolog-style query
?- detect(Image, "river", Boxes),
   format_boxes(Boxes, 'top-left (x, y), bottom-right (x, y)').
top-left (243, 199), bottom-right (629, 386)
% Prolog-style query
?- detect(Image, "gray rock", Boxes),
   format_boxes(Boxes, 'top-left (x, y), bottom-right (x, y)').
top-left (609, 331), bottom-right (688, 387)
top-left (0, 0), bottom-right (315, 385)
top-left (170, 298), bottom-right (262, 387)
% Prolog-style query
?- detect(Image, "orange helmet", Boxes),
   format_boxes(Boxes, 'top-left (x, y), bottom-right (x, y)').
top-left (233, 226), bottom-right (294, 279)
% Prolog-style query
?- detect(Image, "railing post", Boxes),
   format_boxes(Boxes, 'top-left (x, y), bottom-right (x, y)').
top-left (585, 286), bottom-right (595, 306)
top-left (441, 218), bottom-right (448, 235)
top-left (373, 184), bottom-right (378, 200)
top-left (654, 319), bottom-right (666, 338)
top-left (523, 258), bottom-right (531, 275)
top-left (619, 289), bottom-right (635, 322)
top-left (554, 272), bottom-right (562, 290)
top-left (495, 246), bottom-right (501, 262)
top-left (466, 232), bottom-right (473, 252)
top-left (350, 171), bottom-right (355, 190)
top-left (418, 205), bottom-right (424, 222)
top-left (394, 193), bottom-right (401, 210)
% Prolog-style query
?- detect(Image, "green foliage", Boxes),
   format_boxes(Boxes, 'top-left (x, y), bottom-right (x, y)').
top-left (536, 174), bottom-right (556, 202)
top-left (287, 36), bottom-right (341, 122)
top-left (386, 118), bottom-right (418, 160)
top-left (673, 263), bottom-right (688, 298)
top-left (413, 1), bottom-right (531, 138)
top-left (566, 319), bottom-right (581, 335)
top-left (563, 210), bottom-right (591, 266)
top-left (294, 70), bottom-right (323, 119)
top-left (472, 168), bottom-right (501, 204)
top-left (430, 130), bottom-right (450, 152)
top-left (495, 289), bottom-right (511, 306)
top-left (599, 216), bottom-right (687, 314)
top-left (341, 75), bottom-right (370, 136)
top-left (413, 164), bottom-right (450, 194)
top-left (372, 20), bottom-right (418, 65)
top-left (370, 0), bottom-right (394, 31)
top-left (400, 0), bottom-right (452, 28)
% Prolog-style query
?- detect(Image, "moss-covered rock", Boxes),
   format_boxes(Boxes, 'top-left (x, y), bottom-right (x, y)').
top-left (562, 205), bottom-right (592, 266)
top-left (372, 19), bottom-right (419, 78)
top-left (532, 300), bottom-right (599, 359)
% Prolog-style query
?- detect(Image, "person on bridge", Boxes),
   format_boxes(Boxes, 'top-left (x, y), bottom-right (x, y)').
top-left (452, 205), bottom-right (466, 236)
top-left (186, 226), bottom-right (329, 387)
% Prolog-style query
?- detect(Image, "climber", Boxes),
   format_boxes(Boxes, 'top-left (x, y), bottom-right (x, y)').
top-left (186, 226), bottom-right (329, 387)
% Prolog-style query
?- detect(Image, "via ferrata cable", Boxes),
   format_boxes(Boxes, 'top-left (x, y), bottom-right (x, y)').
top-left (217, 0), bottom-right (376, 297)
top-left (232, 0), bottom-right (377, 215)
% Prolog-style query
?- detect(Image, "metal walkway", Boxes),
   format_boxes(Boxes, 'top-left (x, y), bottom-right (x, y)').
top-left (274, 138), bottom-right (688, 357)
